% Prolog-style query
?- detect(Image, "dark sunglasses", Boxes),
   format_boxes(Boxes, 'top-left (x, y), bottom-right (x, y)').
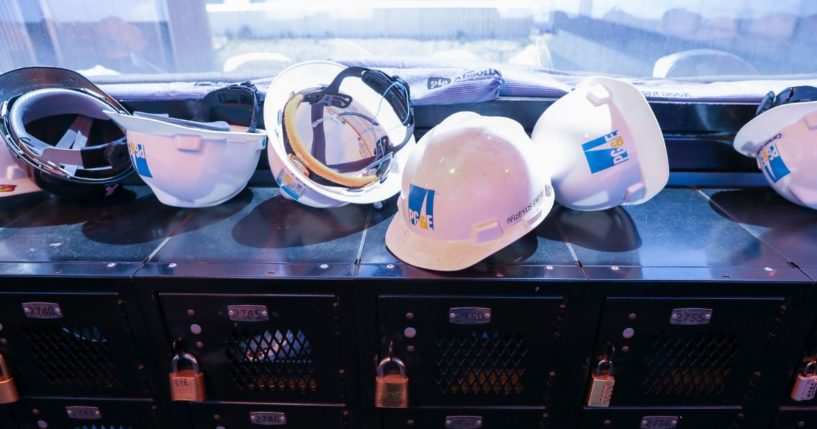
top-left (757, 86), bottom-right (817, 116)
top-left (196, 82), bottom-right (261, 132)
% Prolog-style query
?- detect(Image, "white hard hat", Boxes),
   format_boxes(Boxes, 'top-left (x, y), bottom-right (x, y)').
top-left (386, 112), bottom-right (555, 271)
top-left (105, 83), bottom-right (266, 208)
top-left (263, 61), bottom-right (416, 208)
top-left (531, 76), bottom-right (669, 211)
top-left (0, 144), bottom-right (39, 197)
top-left (105, 110), bottom-right (266, 208)
top-left (0, 67), bottom-right (132, 201)
top-left (733, 86), bottom-right (817, 209)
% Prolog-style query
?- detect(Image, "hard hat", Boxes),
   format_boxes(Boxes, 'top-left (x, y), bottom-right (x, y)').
top-left (105, 83), bottom-right (266, 208)
top-left (733, 86), bottom-right (817, 209)
top-left (531, 76), bottom-right (669, 211)
top-left (0, 67), bottom-right (132, 200)
top-left (0, 144), bottom-right (39, 197)
top-left (264, 61), bottom-right (416, 208)
top-left (385, 111), bottom-right (555, 271)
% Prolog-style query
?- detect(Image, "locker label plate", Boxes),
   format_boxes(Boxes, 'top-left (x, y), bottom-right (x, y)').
top-left (448, 307), bottom-right (491, 325)
top-left (22, 302), bottom-right (62, 319)
top-left (250, 411), bottom-right (287, 425)
top-left (227, 305), bottom-right (269, 322)
top-left (66, 406), bottom-right (101, 420)
top-left (640, 415), bottom-right (679, 428)
top-left (669, 308), bottom-right (712, 325)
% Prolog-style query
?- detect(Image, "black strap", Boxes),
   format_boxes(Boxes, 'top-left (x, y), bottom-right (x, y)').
top-left (79, 138), bottom-right (130, 170)
top-left (310, 103), bottom-right (327, 163)
top-left (307, 67), bottom-right (413, 130)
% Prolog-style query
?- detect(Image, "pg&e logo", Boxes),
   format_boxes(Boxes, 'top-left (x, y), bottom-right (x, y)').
top-left (758, 134), bottom-right (790, 183)
top-left (581, 130), bottom-right (629, 174)
top-left (407, 184), bottom-right (435, 231)
top-left (128, 141), bottom-right (153, 178)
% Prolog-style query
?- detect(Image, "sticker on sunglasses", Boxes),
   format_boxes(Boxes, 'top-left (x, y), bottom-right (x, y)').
top-left (758, 134), bottom-right (790, 183)
top-left (581, 130), bottom-right (629, 174)
top-left (128, 141), bottom-right (153, 178)
top-left (276, 169), bottom-right (306, 200)
top-left (0, 184), bottom-right (17, 192)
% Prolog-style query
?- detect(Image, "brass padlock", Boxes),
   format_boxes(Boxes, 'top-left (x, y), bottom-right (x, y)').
top-left (169, 352), bottom-right (206, 402)
top-left (791, 361), bottom-right (817, 402)
top-left (0, 353), bottom-right (19, 404)
top-left (587, 359), bottom-right (615, 407)
top-left (374, 356), bottom-right (409, 408)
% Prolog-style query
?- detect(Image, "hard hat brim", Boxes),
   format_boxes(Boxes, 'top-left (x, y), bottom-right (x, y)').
top-left (734, 101), bottom-right (817, 157)
top-left (0, 177), bottom-right (39, 197)
top-left (0, 143), bottom-right (39, 197)
top-left (594, 77), bottom-right (668, 206)
top-left (0, 179), bottom-right (39, 197)
top-left (385, 196), bottom-right (554, 272)
top-left (532, 76), bottom-right (668, 210)
top-left (0, 67), bottom-right (127, 115)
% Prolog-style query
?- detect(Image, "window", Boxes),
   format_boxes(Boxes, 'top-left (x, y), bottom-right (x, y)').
top-left (1, 0), bottom-right (815, 81)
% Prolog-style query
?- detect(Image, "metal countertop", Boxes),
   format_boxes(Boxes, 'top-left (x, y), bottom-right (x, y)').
top-left (0, 186), bottom-right (813, 283)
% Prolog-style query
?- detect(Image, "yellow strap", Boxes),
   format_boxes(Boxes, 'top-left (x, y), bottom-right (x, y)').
top-left (283, 93), bottom-right (377, 188)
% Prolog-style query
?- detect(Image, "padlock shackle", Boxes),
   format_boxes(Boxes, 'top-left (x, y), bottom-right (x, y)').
top-left (594, 359), bottom-right (614, 376)
top-left (171, 352), bottom-right (201, 373)
top-left (377, 356), bottom-right (406, 378)
top-left (0, 353), bottom-right (10, 378)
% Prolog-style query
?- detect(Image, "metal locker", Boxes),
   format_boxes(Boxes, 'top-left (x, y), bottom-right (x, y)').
top-left (10, 398), bottom-right (159, 429)
top-left (774, 321), bottom-right (817, 428)
top-left (0, 291), bottom-right (149, 398)
top-left (0, 405), bottom-right (17, 429)
top-left (773, 409), bottom-right (817, 429)
top-left (782, 321), bottom-right (817, 406)
top-left (579, 408), bottom-right (739, 429)
top-left (587, 296), bottom-right (784, 407)
top-left (188, 403), bottom-right (347, 429)
top-left (382, 408), bottom-right (547, 429)
top-left (378, 295), bottom-right (565, 407)
top-left (159, 293), bottom-right (344, 403)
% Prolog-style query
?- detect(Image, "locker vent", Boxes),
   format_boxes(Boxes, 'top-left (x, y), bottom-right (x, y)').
top-left (642, 332), bottom-right (738, 396)
top-left (226, 329), bottom-right (317, 393)
top-left (435, 330), bottom-right (528, 395)
top-left (75, 426), bottom-right (132, 429)
top-left (24, 325), bottom-right (119, 388)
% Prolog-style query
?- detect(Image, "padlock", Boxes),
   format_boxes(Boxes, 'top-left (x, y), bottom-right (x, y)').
top-left (791, 361), bottom-right (817, 402)
top-left (587, 359), bottom-right (615, 407)
top-left (169, 352), bottom-right (206, 402)
top-left (0, 353), bottom-right (19, 404)
top-left (374, 356), bottom-right (409, 408)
